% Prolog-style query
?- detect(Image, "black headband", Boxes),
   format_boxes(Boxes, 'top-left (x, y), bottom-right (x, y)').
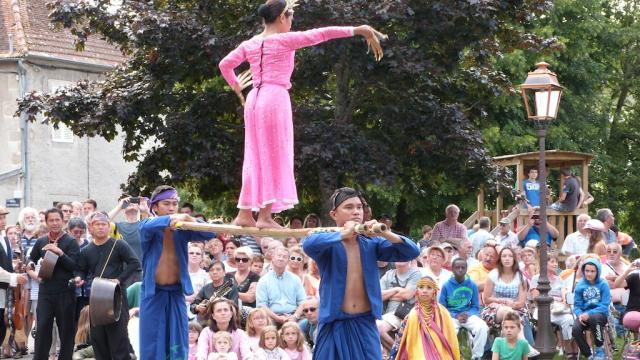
top-left (330, 187), bottom-right (363, 210)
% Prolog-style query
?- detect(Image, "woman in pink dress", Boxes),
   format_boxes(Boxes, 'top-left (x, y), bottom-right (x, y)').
top-left (219, 0), bottom-right (386, 228)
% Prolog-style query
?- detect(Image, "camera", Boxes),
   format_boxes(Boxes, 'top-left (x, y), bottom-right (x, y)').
top-left (130, 197), bottom-right (140, 204)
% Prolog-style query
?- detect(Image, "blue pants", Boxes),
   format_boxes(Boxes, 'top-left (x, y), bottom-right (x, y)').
top-left (140, 284), bottom-right (188, 360)
top-left (315, 313), bottom-right (381, 360)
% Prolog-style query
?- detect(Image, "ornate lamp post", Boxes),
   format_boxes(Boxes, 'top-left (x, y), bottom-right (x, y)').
top-left (520, 62), bottom-right (563, 360)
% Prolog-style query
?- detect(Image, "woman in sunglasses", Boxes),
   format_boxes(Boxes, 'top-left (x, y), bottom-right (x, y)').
top-left (286, 246), bottom-right (307, 282)
top-left (231, 247), bottom-right (261, 308)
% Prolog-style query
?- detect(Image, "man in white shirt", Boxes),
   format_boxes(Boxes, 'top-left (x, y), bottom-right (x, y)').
top-left (470, 217), bottom-right (493, 257)
top-left (561, 214), bottom-right (591, 256)
top-left (419, 246), bottom-right (452, 290)
top-left (495, 217), bottom-right (518, 248)
top-left (453, 239), bottom-right (479, 270)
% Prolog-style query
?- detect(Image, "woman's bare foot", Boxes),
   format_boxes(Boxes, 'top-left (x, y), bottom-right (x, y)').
top-left (232, 210), bottom-right (256, 228)
top-left (256, 217), bottom-right (283, 229)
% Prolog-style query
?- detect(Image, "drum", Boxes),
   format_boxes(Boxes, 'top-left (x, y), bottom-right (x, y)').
top-left (37, 251), bottom-right (58, 280)
top-left (89, 277), bottom-right (122, 326)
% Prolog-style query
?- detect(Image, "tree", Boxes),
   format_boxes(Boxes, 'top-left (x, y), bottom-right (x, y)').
top-left (18, 0), bottom-right (554, 230)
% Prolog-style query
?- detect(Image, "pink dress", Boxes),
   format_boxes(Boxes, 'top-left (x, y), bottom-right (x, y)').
top-left (283, 346), bottom-right (312, 360)
top-left (219, 27), bottom-right (354, 212)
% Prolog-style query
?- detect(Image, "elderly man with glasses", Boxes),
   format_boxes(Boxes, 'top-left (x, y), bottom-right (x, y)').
top-left (256, 246), bottom-right (306, 325)
top-left (495, 217), bottom-right (518, 248)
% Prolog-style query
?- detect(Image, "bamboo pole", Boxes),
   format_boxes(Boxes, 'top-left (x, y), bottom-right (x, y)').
top-left (174, 221), bottom-right (387, 238)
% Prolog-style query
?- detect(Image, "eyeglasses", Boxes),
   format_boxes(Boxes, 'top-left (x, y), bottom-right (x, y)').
top-left (290, 256), bottom-right (303, 262)
top-left (62, 210), bottom-right (73, 213)
top-left (188, 252), bottom-right (202, 255)
top-left (235, 257), bottom-right (250, 263)
top-left (607, 250), bottom-right (619, 254)
top-left (302, 307), bottom-right (317, 313)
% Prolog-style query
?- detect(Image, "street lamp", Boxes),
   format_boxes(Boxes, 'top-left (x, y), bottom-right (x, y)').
top-left (520, 62), bottom-right (564, 360)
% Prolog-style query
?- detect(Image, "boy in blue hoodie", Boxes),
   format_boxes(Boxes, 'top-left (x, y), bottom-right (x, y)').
top-left (439, 257), bottom-right (488, 360)
top-left (572, 258), bottom-right (611, 360)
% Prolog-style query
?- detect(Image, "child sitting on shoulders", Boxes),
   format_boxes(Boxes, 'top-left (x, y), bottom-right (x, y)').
top-left (206, 331), bottom-right (238, 360)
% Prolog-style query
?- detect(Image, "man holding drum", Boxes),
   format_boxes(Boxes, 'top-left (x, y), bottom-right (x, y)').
top-left (29, 208), bottom-right (79, 360)
top-left (75, 211), bottom-right (141, 359)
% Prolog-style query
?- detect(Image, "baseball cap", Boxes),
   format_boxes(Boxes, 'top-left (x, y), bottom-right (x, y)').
top-left (499, 217), bottom-right (510, 225)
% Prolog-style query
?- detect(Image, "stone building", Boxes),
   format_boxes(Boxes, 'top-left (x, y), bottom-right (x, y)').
top-left (0, 0), bottom-right (134, 223)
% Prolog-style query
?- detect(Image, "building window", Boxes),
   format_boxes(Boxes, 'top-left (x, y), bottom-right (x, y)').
top-left (48, 79), bottom-right (75, 143)
top-left (51, 124), bottom-right (74, 143)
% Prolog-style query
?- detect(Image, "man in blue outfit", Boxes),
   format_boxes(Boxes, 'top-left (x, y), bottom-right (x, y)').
top-left (138, 185), bottom-right (215, 360)
top-left (303, 187), bottom-right (420, 360)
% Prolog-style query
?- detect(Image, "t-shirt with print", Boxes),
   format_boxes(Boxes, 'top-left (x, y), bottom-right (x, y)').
top-left (380, 267), bottom-right (422, 313)
top-left (492, 337), bottom-right (529, 360)
top-left (522, 179), bottom-right (540, 207)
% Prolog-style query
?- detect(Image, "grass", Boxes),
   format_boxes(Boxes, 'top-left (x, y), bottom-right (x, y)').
top-left (458, 331), bottom-right (627, 360)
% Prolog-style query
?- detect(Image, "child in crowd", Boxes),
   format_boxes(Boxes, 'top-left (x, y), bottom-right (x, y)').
top-left (572, 258), bottom-right (610, 360)
top-left (279, 322), bottom-right (311, 360)
top-left (491, 311), bottom-right (529, 360)
top-left (206, 331), bottom-right (238, 360)
top-left (253, 326), bottom-right (290, 360)
top-left (72, 306), bottom-right (94, 359)
top-left (251, 255), bottom-right (265, 275)
top-left (188, 323), bottom-right (202, 360)
top-left (246, 308), bottom-right (272, 352)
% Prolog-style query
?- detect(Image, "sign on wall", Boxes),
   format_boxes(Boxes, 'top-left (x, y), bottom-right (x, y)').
top-left (5, 198), bottom-right (20, 208)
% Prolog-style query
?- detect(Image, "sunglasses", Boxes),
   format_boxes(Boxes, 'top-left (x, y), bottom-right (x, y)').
top-left (235, 257), bottom-right (250, 263)
top-left (290, 256), bottom-right (304, 262)
top-left (302, 307), bottom-right (317, 313)
top-left (188, 252), bottom-right (202, 255)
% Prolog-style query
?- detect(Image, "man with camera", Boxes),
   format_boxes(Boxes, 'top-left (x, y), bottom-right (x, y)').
top-left (517, 206), bottom-right (560, 247)
top-left (108, 196), bottom-right (150, 262)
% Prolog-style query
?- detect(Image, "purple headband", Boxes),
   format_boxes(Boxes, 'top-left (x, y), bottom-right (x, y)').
top-left (88, 212), bottom-right (110, 224)
top-left (150, 188), bottom-right (180, 214)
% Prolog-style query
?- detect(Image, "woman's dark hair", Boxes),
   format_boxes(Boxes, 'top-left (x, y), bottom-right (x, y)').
top-left (208, 298), bottom-right (239, 332)
top-left (258, 0), bottom-right (289, 23)
top-left (496, 247), bottom-right (521, 280)
top-left (67, 217), bottom-right (87, 231)
top-left (208, 260), bottom-right (226, 272)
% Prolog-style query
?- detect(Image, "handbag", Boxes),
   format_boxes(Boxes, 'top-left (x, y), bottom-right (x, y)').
top-left (622, 340), bottom-right (640, 360)
top-left (393, 301), bottom-right (413, 320)
top-left (392, 273), bottom-right (413, 319)
top-left (550, 302), bottom-right (571, 315)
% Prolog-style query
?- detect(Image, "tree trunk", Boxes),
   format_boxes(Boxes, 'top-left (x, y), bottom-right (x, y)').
top-left (394, 196), bottom-right (410, 235)
top-left (318, 170), bottom-right (338, 226)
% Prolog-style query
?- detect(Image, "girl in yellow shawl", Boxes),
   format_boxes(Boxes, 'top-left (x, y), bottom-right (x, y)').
top-left (389, 276), bottom-right (460, 360)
